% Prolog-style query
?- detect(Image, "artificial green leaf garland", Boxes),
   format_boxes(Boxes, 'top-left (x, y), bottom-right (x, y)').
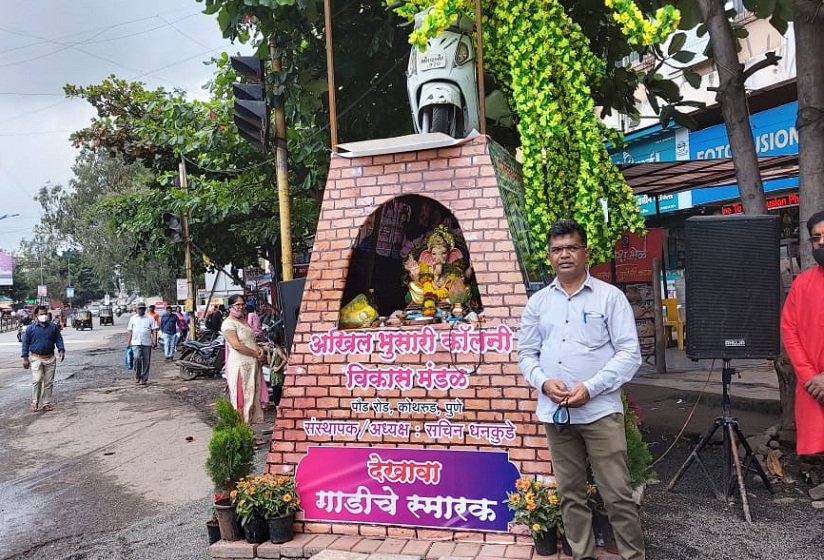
top-left (392, 0), bottom-right (679, 265)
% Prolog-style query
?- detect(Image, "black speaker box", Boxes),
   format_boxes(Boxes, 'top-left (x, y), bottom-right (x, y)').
top-left (278, 278), bottom-right (306, 352)
top-left (685, 215), bottom-right (781, 360)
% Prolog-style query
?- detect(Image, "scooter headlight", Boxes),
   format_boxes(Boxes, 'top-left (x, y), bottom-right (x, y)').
top-left (455, 40), bottom-right (471, 66)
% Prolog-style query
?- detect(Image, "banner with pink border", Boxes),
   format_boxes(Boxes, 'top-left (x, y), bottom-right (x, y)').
top-left (295, 446), bottom-right (520, 532)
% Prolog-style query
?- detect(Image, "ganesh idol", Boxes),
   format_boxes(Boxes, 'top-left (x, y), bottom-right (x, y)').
top-left (403, 225), bottom-right (478, 314)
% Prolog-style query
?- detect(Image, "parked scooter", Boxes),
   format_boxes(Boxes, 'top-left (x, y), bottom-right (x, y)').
top-left (405, 9), bottom-right (513, 138)
top-left (176, 335), bottom-right (225, 380)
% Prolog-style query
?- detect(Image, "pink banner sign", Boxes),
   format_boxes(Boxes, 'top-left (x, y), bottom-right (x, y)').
top-left (0, 251), bottom-right (12, 286)
top-left (295, 446), bottom-right (520, 532)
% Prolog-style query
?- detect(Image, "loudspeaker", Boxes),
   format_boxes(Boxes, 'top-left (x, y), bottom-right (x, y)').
top-left (685, 215), bottom-right (781, 360)
top-left (278, 278), bottom-right (306, 352)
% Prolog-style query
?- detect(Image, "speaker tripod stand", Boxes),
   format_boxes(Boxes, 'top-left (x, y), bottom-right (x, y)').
top-left (666, 359), bottom-right (773, 521)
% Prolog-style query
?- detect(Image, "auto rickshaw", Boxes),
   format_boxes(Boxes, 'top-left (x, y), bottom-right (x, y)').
top-left (99, 306), bottom-right (114, 326)
top-left (74, 309), bottom-right (93, 330)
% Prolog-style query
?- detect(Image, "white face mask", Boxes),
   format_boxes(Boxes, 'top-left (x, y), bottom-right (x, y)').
top-left (38, 315), bottom-right (49, 323)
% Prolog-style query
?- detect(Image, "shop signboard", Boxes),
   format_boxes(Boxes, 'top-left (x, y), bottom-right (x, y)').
top-left (722, 191), bottom-right (800, 215)
top-left (610, 127), bottom-right (690, 216)
top-left (176, 278), bottom-right (188, 301)
top-left (590, 229), bottom-right (664, 356)
top-left (689, 101), bottom-right (798, 206)
top-left (690, 101), bottom-right (798, 160)
top-left (0, 250), bottom-right (12, 286)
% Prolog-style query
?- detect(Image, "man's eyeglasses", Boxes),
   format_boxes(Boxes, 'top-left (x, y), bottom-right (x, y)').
top-left (552, 398), bottom-right (570, 432)
top-left (809, 235), bottom-right (823, 244)
top-left (549, 244), bottom-right (585, 256)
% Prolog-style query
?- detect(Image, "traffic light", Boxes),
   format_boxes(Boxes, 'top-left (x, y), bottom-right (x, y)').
top-left (163, 213), bottom-right (184, 244)
top-left (231, 56), bottom-right (269, 153)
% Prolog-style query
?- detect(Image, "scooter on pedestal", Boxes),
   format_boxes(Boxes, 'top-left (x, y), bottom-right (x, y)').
top-left (405, 9), bottom-right (513, 139)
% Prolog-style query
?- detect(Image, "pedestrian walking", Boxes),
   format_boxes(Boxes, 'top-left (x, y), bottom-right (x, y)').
top-left (518, 219), bottom-right (644, 560)
top-left (159, 306), bottom-right (180, 361)
top-left (21, 304), bottom-right (65, 412)
top-left (127, 303), bottom-right (158, 385)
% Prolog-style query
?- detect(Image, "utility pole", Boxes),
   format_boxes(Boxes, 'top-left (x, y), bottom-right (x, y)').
top-left (179, 156), bottom-right (196, 338)
top-left (323, 0), bottom-right (338, 148)
top-left (269, 37), bottom-right (294, 282)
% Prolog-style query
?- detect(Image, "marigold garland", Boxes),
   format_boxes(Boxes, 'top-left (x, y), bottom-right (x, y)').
top-left (391, 0), bottom-right (679, 265)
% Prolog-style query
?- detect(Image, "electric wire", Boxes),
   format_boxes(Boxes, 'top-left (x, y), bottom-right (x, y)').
top-left (648, 360), bottom-right (716, 469)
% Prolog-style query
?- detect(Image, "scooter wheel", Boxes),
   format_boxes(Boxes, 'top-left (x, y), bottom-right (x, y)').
top-left (179, 365), bottom-right (198, 381)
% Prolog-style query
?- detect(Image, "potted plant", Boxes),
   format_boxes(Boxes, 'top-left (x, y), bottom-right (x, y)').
top-left (205, 399), bottom-right (256, 541)
top-left (206, 503), bottom-right (222, 545)
top-left (507, 477), bottom-right (563, 556)
top-left (232, 473), bottom-right (301, 544)
top-left (264, 474), bottom-right (301, 543)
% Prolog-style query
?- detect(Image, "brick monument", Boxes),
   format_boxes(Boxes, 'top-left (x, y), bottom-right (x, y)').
top-left (266, 134), bottom-right (552, 546)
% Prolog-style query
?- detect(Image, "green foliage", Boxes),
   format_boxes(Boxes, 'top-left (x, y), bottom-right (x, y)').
top-left (205, 421), bottom-right (256, 496)
top-left (623, 393), bottom-right (656, 487)
top-left (214, 397), bottom-right (243, 431)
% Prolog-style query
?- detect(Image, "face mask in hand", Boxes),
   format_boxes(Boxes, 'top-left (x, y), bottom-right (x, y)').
top-left (814, 247), bottom-right (824, 268)
top-left (38, 315), bottom-right (49, 323)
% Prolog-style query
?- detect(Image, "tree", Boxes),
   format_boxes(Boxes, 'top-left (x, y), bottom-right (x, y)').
top-left (793, 0), bottom-right (824, 269)
top-left (693, 0), bottom-right (770, 215)
top-left (64, 73), bottom-right (306, 281)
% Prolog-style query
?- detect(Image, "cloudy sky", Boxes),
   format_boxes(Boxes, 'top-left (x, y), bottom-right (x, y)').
top-left (0, 0), bottom-right (240, 253)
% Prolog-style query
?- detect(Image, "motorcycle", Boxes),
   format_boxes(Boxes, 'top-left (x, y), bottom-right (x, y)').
top-left (405, 9), bottom-right (514, 138)
top-left (176, 335), bottom-right (225, 380)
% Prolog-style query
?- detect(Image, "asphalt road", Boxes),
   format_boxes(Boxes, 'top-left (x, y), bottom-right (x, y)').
top-left (0, 317), bottom-right (224, 559)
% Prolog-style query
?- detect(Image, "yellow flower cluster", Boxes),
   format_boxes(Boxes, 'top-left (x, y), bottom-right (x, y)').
top-left (507, 477), bottom-right (563, 537)
top-left (604, 0), bottom-right (680, 46)
top-left (232, 473), bottom-right (301, 524)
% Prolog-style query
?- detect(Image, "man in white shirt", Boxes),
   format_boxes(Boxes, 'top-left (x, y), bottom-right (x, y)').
top-left (127, 303), bottom-right (158, 385)
top-left (518, 219), bottom-right (644, 560)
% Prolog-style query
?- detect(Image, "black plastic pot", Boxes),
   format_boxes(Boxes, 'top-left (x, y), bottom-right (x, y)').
top-left (267, 513), bottom-right (295, 544)
top-left (206, 520), bottom-right (222, 544)
top-left (532, 530), bottom-right (558, 556)
top-left (243, 516), bottom-right (269, 544)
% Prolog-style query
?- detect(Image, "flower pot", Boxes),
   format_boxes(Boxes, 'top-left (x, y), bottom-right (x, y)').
top-left (243, 516), bottom-right (270, 544)
top-left (533, 530), bottom-right (558, 556)
top-left (214, 498), bottom-right (242, 542)
top-left (561, 534), bottom-right (573, 556)
top-left (267, 513), bottom-right (295, 544)
top-left (206, 520), bottom-right (222, 545)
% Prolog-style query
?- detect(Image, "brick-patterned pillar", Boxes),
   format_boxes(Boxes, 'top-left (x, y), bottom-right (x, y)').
top-left (266, 135), bottom-right (550, 544)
